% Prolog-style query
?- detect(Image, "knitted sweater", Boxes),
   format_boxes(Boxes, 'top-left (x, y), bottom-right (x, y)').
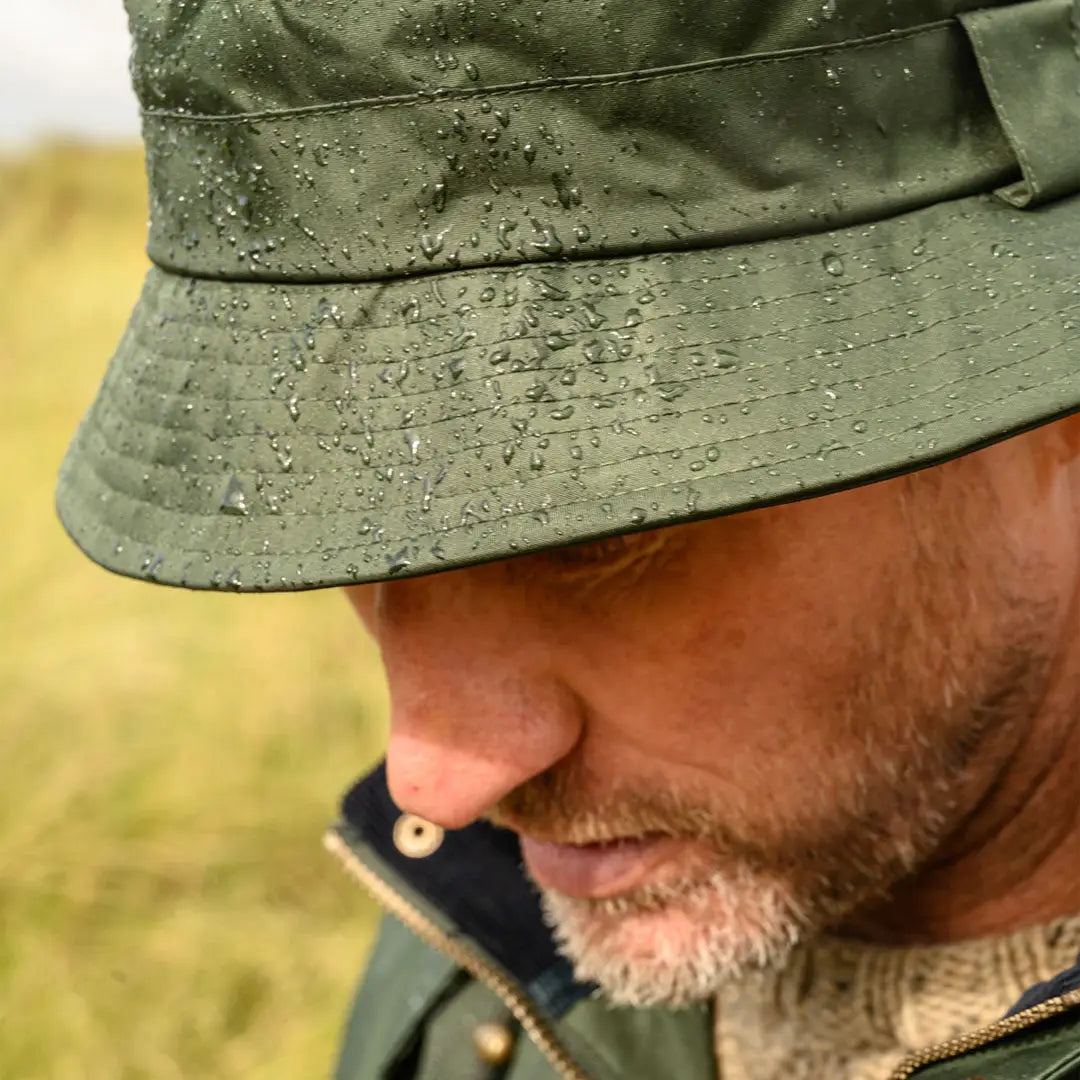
top-left (715, 916), bottom-right (1080, 1080)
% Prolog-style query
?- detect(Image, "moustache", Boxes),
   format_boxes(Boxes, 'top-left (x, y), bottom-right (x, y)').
top-left (486, 762), bottom-right (758, 856)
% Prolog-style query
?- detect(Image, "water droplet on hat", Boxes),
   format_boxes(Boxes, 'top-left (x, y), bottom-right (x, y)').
top-left (533, 278), bottom-right (570, 301)
top-left (419, 230), bottom-right (447, 260)
top-left (529, 220), bottom-right (563, 256)
top-left (544, 332), bottom-right (573, 351)
top-left (220, 476), bottom-right (250, 516)
top-left (387, 549), bottom-right (412, 575)
top-left (821, 252), bottom-right (845, 276)
top-left (141, 553), bottom-right (164, 578)
top-left (578, 301), bottom-right (606, 329)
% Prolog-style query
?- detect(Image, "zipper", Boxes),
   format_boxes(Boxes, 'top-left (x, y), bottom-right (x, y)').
top-left (327, 825), bottom-right (1080, 1080)
top-left (887, 986), bottom-right (1080, 1079)
top-left (324, 829), bottom-right (594, 1080)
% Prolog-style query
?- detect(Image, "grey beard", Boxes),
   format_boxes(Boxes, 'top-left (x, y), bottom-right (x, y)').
top-left (540, 864), bottom-right (808, 1008)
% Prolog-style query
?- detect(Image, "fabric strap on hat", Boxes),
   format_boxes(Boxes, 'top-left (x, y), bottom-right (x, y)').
top-left (959, 0), bottom-right (1080, 207)
top-left (141, 2), bottom-right (1080, 284)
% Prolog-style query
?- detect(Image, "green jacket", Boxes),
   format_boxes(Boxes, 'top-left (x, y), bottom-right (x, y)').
top-left (329, 768), bottom-right (1080, 1080)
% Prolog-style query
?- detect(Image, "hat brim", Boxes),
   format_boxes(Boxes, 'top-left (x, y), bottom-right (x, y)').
top-left (57, 190), bottom-right (1080, 591)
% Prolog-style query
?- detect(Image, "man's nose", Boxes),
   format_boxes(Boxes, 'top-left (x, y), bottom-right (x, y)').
top-left (370, 575), bottom-right (583, 830)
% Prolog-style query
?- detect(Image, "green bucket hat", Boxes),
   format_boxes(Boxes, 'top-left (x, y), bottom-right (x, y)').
top-left (57, 0), bottom-right (1080, 591)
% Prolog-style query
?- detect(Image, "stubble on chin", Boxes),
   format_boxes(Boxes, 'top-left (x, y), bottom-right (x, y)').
top-left (501, 741), bottom-right (959, 1009)
top-left (520, 631), bottom-right (1049, 1009)
top-left (539, 859), bottom-right (808, 1008)
top-left (528, 762), bottom-right (954, 1010)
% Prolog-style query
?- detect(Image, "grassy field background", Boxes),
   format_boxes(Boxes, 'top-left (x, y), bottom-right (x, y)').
top-left (0, 145), bottom-right (388, 1079)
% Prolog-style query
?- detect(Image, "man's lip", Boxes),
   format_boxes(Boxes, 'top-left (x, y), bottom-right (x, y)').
top-left (519, 833), bottom-right (687, 899)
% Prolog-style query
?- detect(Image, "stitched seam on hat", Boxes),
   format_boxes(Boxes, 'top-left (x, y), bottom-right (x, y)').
top-left (123, 231), bottom-right (1055, 414)
top-left (143, 195), bottom-right (1007, 305)
top-left (139, 19), bottom-right (954, 124)
top-left (69, 360), bottom-right (1080, 570)
top-left (71, 364), bottom-right (1078, 564)
top-left (122, 273), bottom-right (983, 417)
top-left (137, 264), bottom-right (961, 374)
top-left (142, 224), bottom-right (991, 344)
top-left (164, 238), bottom-right (897, 314)
top-left (114, 293), bottom-right (1077, 462)
top-left (145, 193), bottom-right (1019, 303)
top-left (962, 19), bottom-right (1038, 199)
top-left (115, 241), bottom-right (1079, 441)
top-left (90, 290), bottom-right (1080, 487)
top-left (118, 258), bottom-right (1012, 419)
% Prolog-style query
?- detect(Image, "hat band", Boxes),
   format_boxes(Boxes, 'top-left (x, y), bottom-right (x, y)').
top-left (142, 1), bottom-right (1080, 284)
top-left (959, 0), bottom-right (1080, 207)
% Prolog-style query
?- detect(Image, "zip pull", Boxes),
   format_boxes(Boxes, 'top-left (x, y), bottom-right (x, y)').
top-left (888, 987), bottom-right (1080, 1079)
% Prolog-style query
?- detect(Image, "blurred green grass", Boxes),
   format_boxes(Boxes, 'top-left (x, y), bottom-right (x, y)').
top-left (0, 144), bottom-right (389, 1079)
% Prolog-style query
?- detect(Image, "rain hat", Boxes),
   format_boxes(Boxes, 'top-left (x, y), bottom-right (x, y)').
top-left (57, 0), bottom-right (1080, 591)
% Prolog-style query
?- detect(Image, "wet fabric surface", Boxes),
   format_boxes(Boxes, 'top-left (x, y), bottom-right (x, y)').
top-left (58, 190), bottom-right (1080, 589)
top-left (56, 0), bottom-right (1080, 588)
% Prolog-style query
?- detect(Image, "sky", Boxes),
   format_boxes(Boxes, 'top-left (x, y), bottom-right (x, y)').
top-left (0, 0), bottom-right (140, 147)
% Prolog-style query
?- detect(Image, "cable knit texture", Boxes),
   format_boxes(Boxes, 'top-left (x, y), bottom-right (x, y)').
top-left (714, 916), bottom-right (1080, 1080)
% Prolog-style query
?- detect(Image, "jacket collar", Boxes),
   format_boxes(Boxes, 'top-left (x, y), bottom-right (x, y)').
top-left (1008, 956), bottom-right (1080, 1016)
top-left (339, 763), bottom-right (1080, 1022)
top-left (340, 761), bottom-right (593, 1018)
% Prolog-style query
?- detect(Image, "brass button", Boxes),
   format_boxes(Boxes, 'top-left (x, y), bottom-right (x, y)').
top-left (472, 1021), bottom-right (515, 1067)
top-left (392, 813), bottom-right (444, 859)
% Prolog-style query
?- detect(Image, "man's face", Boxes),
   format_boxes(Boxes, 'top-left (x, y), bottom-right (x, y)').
top-left (346, 424), bottom-right (1077, 1007)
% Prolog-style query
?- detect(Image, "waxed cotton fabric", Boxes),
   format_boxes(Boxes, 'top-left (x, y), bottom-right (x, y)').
top-left (56, 0), bottom-right (1080, 590)
top-left (139, 18), bottom-right (1021, 283)
top-left (58, 190), bottom-right (1080, 590)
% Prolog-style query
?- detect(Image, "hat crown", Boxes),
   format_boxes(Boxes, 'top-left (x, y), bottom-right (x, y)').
top-left (125, 0), bottom-right (1080, 283)
top-left (127, 0), bottom-right (989, 117)
top-left (56, 6), bottom-right (1080, 593)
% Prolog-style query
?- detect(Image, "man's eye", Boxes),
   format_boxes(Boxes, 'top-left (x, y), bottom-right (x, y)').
top-left (541, 535), bottom-right (639, 567)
